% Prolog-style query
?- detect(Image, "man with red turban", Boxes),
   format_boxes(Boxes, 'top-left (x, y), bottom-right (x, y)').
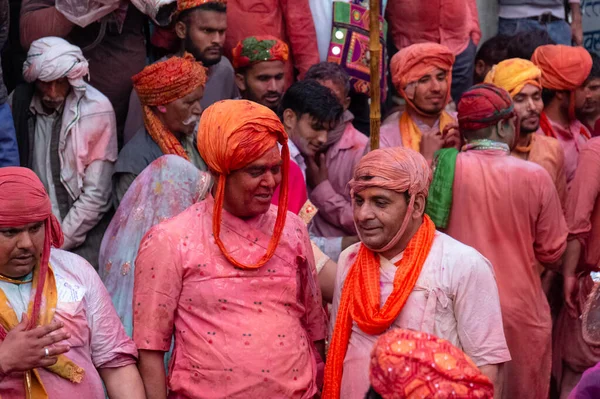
top-left (532, 44), bottom-right (593, 184)
top-left (439, 84), bottom-right (568, 399)
top-left (485, 58), bottom-right (567, 208)
top-left (380, 43), bottom-right (460, 163)
top-left (324, 146), bottom-right (509, 399)
top-left (0, 167), bottom-right (144, 398)
top-left (133, 100), bottom-right (326, 398)
top-left (114, 53), bottom-right (208, 206)
top-left (367, 329), bottom-right (494, 399)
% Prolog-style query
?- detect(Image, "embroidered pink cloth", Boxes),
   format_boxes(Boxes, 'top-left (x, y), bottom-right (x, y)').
top-left (536, 118), bottom-right (589, 184)
top-left (329, 232), bottom-right (510, 399)
top-left (309, 120), bottom-right (368, 237)
top-left (133, 195), bottom-right (327, 398)
top-left (0, 249), bottom-right (138, 398)
top-left (445, 150), bottom-right (568, 399)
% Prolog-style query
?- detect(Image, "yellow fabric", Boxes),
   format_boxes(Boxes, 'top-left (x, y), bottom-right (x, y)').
top-left (399, 110), bottom-right (455, 152)
top-left (0, 265), bottom-right (84, 399)
top-left (484, 58), bottom-right (542, 97)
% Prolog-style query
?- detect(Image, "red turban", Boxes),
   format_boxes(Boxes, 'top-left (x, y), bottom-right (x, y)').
top-left (458, 83), bottom-right (516, 132)
top-left (196, 99), bottom-right (290, 270)
top-left (0, 167), bottom-right (63, 329)
top-left (531, 45), bottom-right (593, 91)
top-left (177, 0), bottom-right (226, 13)
top-left (231, 36), bottom-right (289, 70)
top-left (390, 43), bottom-right (455, 113)
top-left (370, 329), bottom-right (494, 399)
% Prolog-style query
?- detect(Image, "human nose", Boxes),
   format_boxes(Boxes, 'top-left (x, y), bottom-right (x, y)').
top-left (16, 231), bottom-right (34, 251)
top-left (192, 101), bottom-right (203, 115)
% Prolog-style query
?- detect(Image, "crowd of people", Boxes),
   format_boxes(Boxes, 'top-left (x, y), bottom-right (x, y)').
top-left (0, 0), bottom-right (600, 398)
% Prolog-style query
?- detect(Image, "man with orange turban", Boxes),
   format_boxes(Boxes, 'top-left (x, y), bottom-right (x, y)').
top-left (114, 53), bottom-right (208, 206)
top-left (0, 167), bottom-right (144, 398)
top-left (367, 329), bottom-right (495, 399)
top-left (324, 146), bottom-right (509, 399)
top-left (532, 44), bottom-right (593, 184)
top-left (485, 58), bottom-right (567, 207)
top-left (133, 99), bottom-right (326, 399)
top-left (441, 84), bottom-right (568, 399)
top-left (380, 43), bottom-right (460, 163)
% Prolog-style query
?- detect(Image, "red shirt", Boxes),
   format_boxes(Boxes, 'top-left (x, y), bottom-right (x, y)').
top-left (385, 0), bottom-right (481, 55)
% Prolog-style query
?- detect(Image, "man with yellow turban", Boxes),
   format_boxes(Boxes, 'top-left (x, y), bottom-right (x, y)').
top-left (324, 146), bottom-right (509, 399)
top-left (114, 53), bottom-right (208, 206)
top-left (485, 58), bottom-right (567, 207)
top-left (133, 100), bottom-right (326, 399)
top-left (443, 84), bottom-right (568, 399)
top-left (532, 44), bottom-right (593, 184)
top-left (380, 43), bottom-right (460, 163)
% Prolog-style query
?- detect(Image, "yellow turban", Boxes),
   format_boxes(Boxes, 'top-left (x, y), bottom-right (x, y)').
top-left (484, 58), bottom-right (542, 98)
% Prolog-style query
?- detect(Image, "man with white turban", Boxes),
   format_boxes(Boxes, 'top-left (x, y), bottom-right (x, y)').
top-left (9, 36), bottom-right (117, 269)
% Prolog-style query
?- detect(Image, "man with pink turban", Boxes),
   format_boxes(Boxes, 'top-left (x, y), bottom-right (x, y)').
top-left (532, 44), bottom-right (593, 184)
top-left (9, 36), bottom-right (117, 269)
top-left (441, 84), bottom-right (568, 399)
top-left (324, 146), bottom-right (509, 399)
top-left (0, 167), bottom-right (144, 398)
top-left (379, 43), bottom-right (460, 164)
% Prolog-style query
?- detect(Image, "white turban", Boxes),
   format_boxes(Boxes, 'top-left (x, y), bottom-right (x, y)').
top-left (23, 37), bottom-right (89, 90)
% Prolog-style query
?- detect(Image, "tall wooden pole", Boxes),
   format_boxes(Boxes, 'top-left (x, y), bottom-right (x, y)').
top-left (368, 0), bottom-right (381, 151)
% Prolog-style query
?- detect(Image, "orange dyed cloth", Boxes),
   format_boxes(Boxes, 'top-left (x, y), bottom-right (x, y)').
top-left (177, 0), bottom-right (226, 13)
top-left (484, 58), bottom-right (542, 97)
top-left (231, 35), bottom-right (289, 70)
top-left (389, 43), bottom-right (455, 151)
top-left (370, 329), bottom-right (494, 399)
top-left (196, 99), bottom-right (290, 269)
top-left (531, 45), bottom-right (592, 92)
top-left (132, 53), bottom-right (207, 159)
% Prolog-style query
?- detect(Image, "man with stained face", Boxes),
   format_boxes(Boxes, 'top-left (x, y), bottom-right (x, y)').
top-left (485, 58), bottom-right (567, 207)
top-left (576, 53), bottom-right (600, 137)
top-left (324, 146), bottom-right (509, 399)
top-left (133, 100), bottom-right (326, 399)
top-left (114, 54), bottom-right (208, 206)
top-left (233, 36), bottom-right (288, 112)
top-left (8, 37), bottom-right (117, 268)
top-left (379, 43), bottom-right (460, 163)
top-left (123, 0), bottom-right (239, 143)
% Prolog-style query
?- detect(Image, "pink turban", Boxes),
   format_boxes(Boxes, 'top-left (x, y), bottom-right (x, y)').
top-left (23, 37), bottom-right (89, 90)
top-left (349, 147), bottom-right (431, 253)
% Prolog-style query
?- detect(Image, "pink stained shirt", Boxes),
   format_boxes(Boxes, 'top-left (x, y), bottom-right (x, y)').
top-left (329, 232), bottom-right (510, 399)
top-left (566, 137), bottom-right (600, 271)
top-left (133, 196), bottom-right (327, 399)
top-left (309, 121), bottom-right (368, 237)
top-left (444, 150), bottom-right (568, 399)
top-left (273, 159), bottom-right (307, 215)
top-left (0, 249), bottom-right (138, 398)
top-left (378, 110), bottom-right (458, 151)
top-left (538, 119), bottom-right (589, 184)
top-left (385, 0), bottom-right (481, 55)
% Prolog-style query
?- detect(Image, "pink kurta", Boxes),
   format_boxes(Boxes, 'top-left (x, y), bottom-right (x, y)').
top-left (445, 150), bottom-right (568, 399)
top-left (309, 121), bottom-right (367, 237)
top-left (538, 118), bottom-right (589, 184)
top-left (379, 110), bottom-right (457, 150)
top-left (133, 196), bottom-right (327, 399)
top-left (0, 249), bottom-right (138, 398)
top-left (329, 232), bottom-right (510, 399)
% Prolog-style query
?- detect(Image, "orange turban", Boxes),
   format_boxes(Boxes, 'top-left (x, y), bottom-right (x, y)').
top-left (484, 58), bottom-right (542, 97)
top-left (177, 0), bottom-right (226, 13)
top-left (132, 53), bottom-right (207, 160)
top-left (390, 43), bottom-right (455, 109)
top-left (370, 329), bottom-right (494, 399)
top-left (232, 36), bottom-right (289, 70)
top-left (196, 100), bottom-right (290, 270)
top-left (531, 45), bottom-right (592, 91)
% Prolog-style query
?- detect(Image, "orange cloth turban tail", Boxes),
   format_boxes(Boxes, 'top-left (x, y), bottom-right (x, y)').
top-left (370, 329), bottom-right (494, 399)
top-left (132, 53), bottom-right (207, 160)
top-left (390, 43), bottom-right (455, 117)
top-left (197, 100), bottom-right (290, 270)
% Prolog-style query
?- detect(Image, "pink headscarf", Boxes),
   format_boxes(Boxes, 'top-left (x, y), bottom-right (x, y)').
top-left (349, 147), bottom-right (431, 253)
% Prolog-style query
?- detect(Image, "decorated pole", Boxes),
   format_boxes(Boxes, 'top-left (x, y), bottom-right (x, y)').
top-left (368, 0), bottom-right (381, 150)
